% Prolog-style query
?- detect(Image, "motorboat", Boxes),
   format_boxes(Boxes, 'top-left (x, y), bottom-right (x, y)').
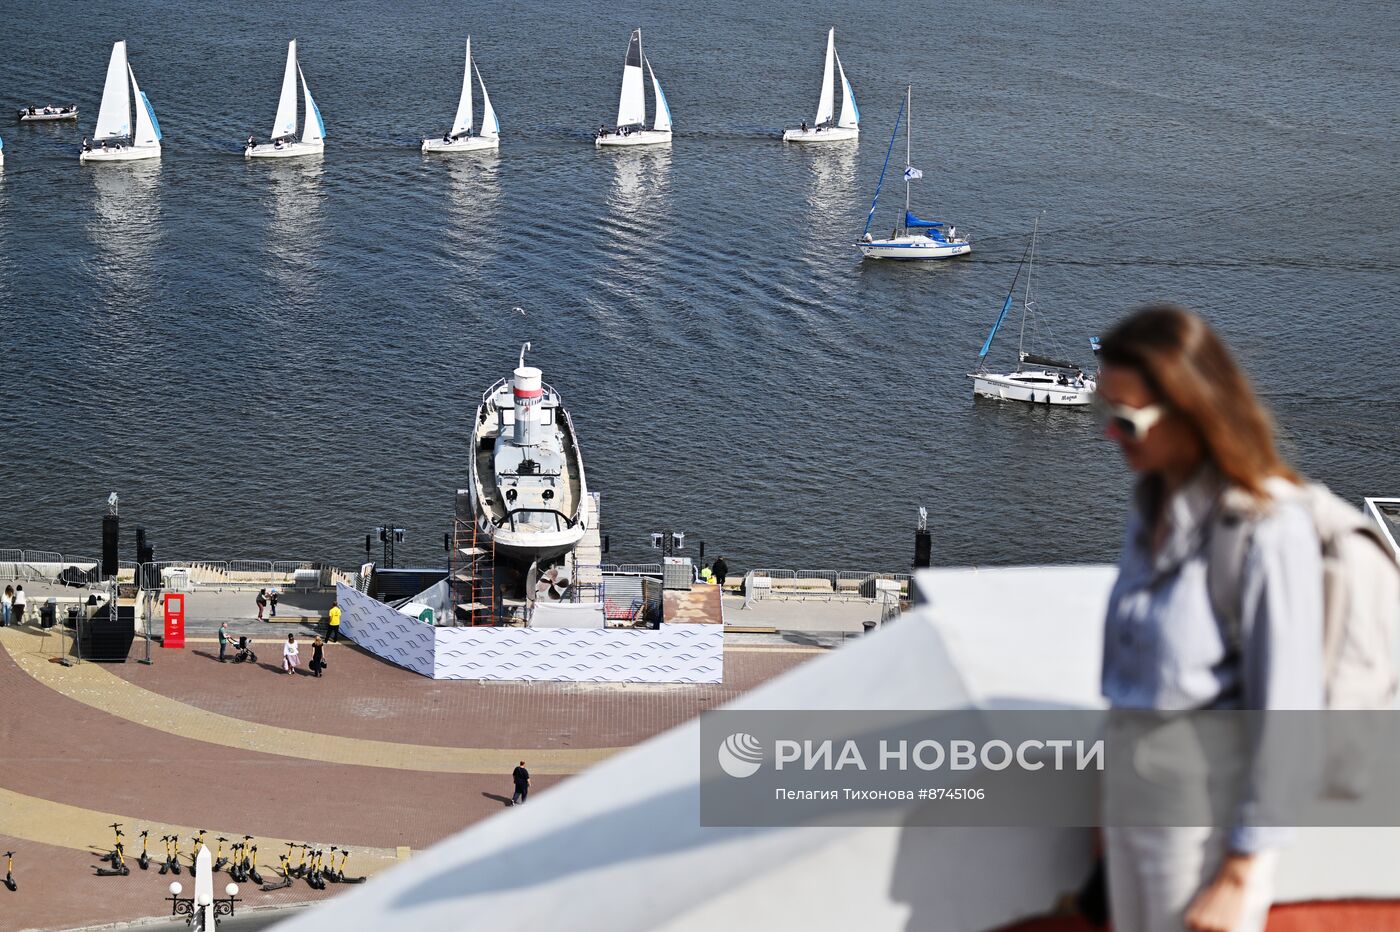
top-left (968, 218), bottom-right (1097, 406)
top-left (782, 28), bottom-right (858, 143)
top-left (245, 40), bottom-right (325, 159)
top-left (79, 41), bottom-right (162, 164)
top-left (469, 344), bottom-right (591, 566)
top-left (17, 105), bottom-right (78, 123)
top-left (856, 85), bottom-right (969, 260)
top-left (595, 29), bottom-right (672, 148)
top-left (422, 37), bottom-right (500, 154)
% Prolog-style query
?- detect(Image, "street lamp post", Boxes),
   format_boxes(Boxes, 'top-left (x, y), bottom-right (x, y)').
top-left (366, 525), bottom-right (406, 569)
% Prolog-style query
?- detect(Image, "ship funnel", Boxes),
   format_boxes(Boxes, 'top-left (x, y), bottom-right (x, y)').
top-left (513, 365), bottom-right (543, 447)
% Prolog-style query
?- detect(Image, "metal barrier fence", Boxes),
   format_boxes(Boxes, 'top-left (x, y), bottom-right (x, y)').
top-left (1, 549), bottom-right (346, 588)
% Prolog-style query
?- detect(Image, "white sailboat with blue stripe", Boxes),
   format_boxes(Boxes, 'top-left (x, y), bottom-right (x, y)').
top-left (79, 41), bottom-right (162, 164)
top-left (783, 28), bottom-right (859, 143)
top-left (595, 29), bottom-right (672, 148)
top-left (968, 219), bottom-right (1097, 406)
top-left (857, 86), bottom-right (969, 260)
top-left (422, 37), bottom-right (500, 154)
top-left (245, 40), bottom-right (325, 160)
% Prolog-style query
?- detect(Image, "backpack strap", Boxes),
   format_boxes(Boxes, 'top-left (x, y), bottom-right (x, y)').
top-left (1204, 488), bottom-right (1257, 657)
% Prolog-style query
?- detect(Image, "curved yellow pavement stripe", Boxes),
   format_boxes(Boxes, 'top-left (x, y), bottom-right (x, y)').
top-left (0, 784), bottom-right (399, 871)
top-left (0, 628), bottom-right (619, 775)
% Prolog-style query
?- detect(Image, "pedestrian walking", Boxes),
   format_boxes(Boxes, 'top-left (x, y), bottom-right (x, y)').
top-left (218, 622), bottom-right (231, 663)
top-left (282, 633), bottom-right (300, 675)
top-left (327, 602), bottom-right (342, 642)
top-left (1, 585), bottom-right (12, 627)
top-left (255, 588), bottom-right (268, 621)
top-left (310, 636), bottom-right (325, 678)
top-left (713, 556), bottom-right (729, 588)
top-left (12, 585), bottom-right (25, 626)
top-left (1096, 305), bottom-right (1324, 932)
top-left (269, 589), bottom-right (279, 618)
top-left (511, 761), bottom-right (530, 805)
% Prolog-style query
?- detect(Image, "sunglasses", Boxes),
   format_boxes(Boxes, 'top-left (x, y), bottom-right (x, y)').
top-left (1092, 396), bottom-right (1166, 441)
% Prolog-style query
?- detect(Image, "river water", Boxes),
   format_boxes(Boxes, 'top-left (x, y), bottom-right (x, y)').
top-left (1, 0), bottom-right (1396, 571)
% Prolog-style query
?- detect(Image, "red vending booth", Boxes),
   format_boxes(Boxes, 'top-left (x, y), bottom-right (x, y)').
top-left (163, 593), bottom-right (186, 649)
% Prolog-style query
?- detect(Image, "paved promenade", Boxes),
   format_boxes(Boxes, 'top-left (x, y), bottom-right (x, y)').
top-left (0, 623), bottom-right (822, 930)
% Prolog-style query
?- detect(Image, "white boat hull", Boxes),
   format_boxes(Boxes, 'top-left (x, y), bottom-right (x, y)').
top-left (421, 135), bottom-right (499, 154)
top-left (79, 145), bottom-right (160, 163)
top-left (595, 129), bottom-right (671, 148)
top-left (782, 125), bottom-right (858, 143)
top-left (858, 234), bottom-right (972, 260)
top-left (969, 371), bottom-right (1095, 406)
top-left (245, 140), bottom-right (324, 159)
top-left (18, 110), bottom-right (78, 123)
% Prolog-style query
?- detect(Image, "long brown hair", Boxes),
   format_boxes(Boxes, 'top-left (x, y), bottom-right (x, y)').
top-left (1099, 305), bottom-right (1296, 496)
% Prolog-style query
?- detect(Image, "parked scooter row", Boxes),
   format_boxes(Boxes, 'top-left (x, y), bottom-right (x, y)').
top-left (92, 824), bottom-right (365, 891)
top-left (261, 842), bottom-right (365, 891)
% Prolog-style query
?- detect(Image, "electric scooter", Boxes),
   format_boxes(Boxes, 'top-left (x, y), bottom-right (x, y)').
top-left (3, 851), bottom-right (16, 891)
top-left (137, 830), bottom-right (150, 871)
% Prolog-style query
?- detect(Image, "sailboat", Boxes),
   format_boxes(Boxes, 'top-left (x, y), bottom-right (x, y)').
top-left (422, 37), bottom-right (500, 154)
top-left (78, 41), bottom-right (162, 164)
top-left (968, 219), bottom-right (1097, 406)
top-left (245, 40), bottom-right (325, 160)
top-left (595, 29), bottom-right (672, 148)
top-left (856, 86), bottom-right (969, 260)
top-left (782, 28), bottom-right (859, 143)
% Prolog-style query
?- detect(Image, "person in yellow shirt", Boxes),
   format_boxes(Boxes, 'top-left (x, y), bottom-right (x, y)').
top-left (327, 603), bottom-right (342, 642)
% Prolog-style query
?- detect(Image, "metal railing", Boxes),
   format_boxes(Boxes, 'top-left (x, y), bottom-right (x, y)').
top-left (2, 548), bottom-right (346, 589)
top-left (744, 568), bottom-right (912, 603)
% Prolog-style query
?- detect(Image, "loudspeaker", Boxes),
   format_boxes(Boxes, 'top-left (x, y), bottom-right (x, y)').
top-left (102, 514), bottom-right (120, 578)
top-left (135, 528), bottom-right (156, 588)
top-left (914, 529), bottom-right (933, 569)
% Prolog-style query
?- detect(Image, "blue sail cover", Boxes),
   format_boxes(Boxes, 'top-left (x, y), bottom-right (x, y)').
top-left (904, 211), bottom-right (945, 229)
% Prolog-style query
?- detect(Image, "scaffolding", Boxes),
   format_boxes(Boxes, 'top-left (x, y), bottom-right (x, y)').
top-left (450, 516), bottom-right (498, 626)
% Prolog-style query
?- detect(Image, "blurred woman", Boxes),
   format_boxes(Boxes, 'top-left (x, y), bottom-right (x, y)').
top-left (1096, 305), bottom-right (1323, 932)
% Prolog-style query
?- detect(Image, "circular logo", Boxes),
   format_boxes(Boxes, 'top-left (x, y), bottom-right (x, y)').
top-left (717, 732), bottom-right (764, 778)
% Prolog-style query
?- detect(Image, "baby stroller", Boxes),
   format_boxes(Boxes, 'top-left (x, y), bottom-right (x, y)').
top-left (232, 636), bottom-right (257, 664)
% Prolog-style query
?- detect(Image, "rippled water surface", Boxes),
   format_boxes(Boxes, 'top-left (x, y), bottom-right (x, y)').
top-left (1, 0), bottom-right (1397, 570)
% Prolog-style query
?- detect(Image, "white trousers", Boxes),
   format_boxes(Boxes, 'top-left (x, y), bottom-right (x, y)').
top-left (1103, 826), bottom-right (1277, 932)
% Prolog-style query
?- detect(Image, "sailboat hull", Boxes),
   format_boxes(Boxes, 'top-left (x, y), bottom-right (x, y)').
top-left (79, 145), bottom-right (160, 163)
top-left (858, 235), bottom-right (972, 260)
top-left (422, 135), bottom-right (499, 153)
top-left (245, 140), bottom-right (324, 159)
top-left (595, 129), bottom-right (671, 148)
top-left (782, 125), bottom-right (858, 143)
top-left (969, 372), bottom-right (1095, 406)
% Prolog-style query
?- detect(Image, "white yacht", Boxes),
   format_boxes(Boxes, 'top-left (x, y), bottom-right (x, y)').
top-left (468, 344), bottom-right (591, 565)
top-left (857, 85), bottom-right (969, 260)
top-left (782, 28), bottom-right (858, 143)
top-left (595, 29), bottom-right (672, 148)
top-left (969, 219), bottom-right (1097, 406)
top-left (422, 37), bottom-right (500, 154)
top-left (245, 40), bottom-right (325, 159)
top-left (79, 41), bottom-right (162, 164)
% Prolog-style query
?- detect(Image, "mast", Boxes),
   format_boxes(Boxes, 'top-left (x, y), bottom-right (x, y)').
top-left (1017, 215), bottom-right (1039, 363)
top-left (903, 85), bottom-right (912, 229)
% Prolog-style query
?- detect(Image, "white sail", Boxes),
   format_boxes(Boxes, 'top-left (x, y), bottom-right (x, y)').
top-left (647, 59), bottom-right (671, 133)
top-left (476, 61), bottom-right (499, 138)
top-left (450, 38), bottom-right (475, 138)
top-left (616, 29), bottom-right (646, 128)
top-left (814, 28), bottom-right (835, 127)
top-left (94, 41), bottom-right (132, 141)
top-left (300, 66), bottom-right (325, 144)
top-left (835, 50), bottom-right (859, 128)
top-left (128, 65), bottom-right (161, 148)
top-left (271, 40), bottom-right (299, 140)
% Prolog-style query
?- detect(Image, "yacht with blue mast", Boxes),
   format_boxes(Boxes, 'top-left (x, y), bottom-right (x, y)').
top-left (857, 85), bottom-right (969, 260)
top-left (968, 219), bottom-right (1097, 406)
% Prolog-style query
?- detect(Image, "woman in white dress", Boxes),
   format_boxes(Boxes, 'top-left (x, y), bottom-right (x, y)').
top-left (282, 633), bottom-right (300, 675)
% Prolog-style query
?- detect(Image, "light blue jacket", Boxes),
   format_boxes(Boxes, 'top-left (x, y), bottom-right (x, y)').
top-left (1102, 467), bottom-right (1324, 852)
